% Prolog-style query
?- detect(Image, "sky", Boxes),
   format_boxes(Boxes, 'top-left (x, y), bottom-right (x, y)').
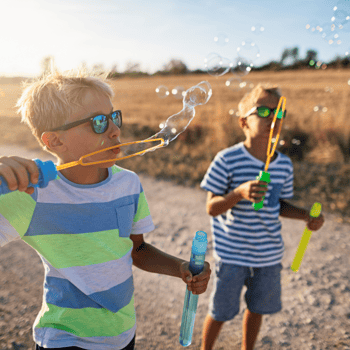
top-left (1, 0), bottom-right (349, 77)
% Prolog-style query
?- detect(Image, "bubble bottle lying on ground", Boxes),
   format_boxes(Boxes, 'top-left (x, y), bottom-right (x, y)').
top-left (0, 81), bottom-right (212, 195)
top-left (179, 230), bottom-right (208, 347)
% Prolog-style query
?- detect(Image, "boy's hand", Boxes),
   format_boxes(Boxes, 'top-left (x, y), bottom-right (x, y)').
top-left (238, 180), bottom-right (269, 203)
top-left (180, 261), bottom-right (211, 295)
top-left (306, 213), bottom-right (325, 231)
top-left (0, 156), bottom-right (39, 195)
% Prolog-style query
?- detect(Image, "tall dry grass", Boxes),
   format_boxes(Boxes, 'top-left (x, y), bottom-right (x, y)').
top-left (0, 70), bottom-right (350, 221)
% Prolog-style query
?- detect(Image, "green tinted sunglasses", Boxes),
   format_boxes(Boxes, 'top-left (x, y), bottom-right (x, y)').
top-left (245, 106), bottom-right (287, 119)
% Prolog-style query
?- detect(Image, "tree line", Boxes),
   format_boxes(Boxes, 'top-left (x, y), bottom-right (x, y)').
top-left (40, 48), bottom-right (350, 78)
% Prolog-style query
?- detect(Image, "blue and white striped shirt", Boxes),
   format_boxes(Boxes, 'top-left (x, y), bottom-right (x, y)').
top-left (200, 142), bottom-right (294, 267)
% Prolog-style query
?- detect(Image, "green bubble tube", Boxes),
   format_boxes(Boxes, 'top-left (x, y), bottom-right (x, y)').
top-left (252, 171), bottom-right (271, 211)
top-left (291, 202), bottom-right (322, 272)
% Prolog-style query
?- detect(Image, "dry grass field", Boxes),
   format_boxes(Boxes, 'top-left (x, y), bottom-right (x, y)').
top-left (0, 70), bottom-right (349, 222)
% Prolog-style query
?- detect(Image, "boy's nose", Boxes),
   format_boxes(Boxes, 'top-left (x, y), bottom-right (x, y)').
top-left (108, 122), bottom-right (121, 138)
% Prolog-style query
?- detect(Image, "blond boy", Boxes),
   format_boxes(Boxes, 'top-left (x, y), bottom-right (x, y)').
top-left (0, 71), bottom-right (211, 350)
top-left (200, 84), bottom-right (324, 350)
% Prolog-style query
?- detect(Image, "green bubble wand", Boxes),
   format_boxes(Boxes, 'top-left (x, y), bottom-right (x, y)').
top-left (253, 96), bottom-right (286, 211)
top-left (291, 202), bottom-right (322, 272)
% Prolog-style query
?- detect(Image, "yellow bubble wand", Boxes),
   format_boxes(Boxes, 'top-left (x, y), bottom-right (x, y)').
top-left (253, 96), bottom-right (286, 210)
top-left (291, 202), bottom-right (322, 272)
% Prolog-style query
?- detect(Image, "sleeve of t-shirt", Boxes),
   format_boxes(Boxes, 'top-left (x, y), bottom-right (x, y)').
top-left (200, 152), bottom-right (230, 195)
top-left (279, 159), bottom-right (294, 200)
top-left (131, 182), bottom-right (155, 235)
top-left (0, 190), bottom-right (37, 248)
top-left (0, 213), bottom-right (21, 247)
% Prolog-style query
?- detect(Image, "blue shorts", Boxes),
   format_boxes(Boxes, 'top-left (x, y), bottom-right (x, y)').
top-left (208, 261), bottom-right (283, 322)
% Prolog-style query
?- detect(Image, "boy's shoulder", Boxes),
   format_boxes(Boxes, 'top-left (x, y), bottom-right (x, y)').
top-left (111, 165), bottom-right (140, 182)
top-left (216, 142), bottom-right (244, 159)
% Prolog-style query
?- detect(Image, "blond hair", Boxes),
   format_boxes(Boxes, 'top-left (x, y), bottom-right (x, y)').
top-left (16, 69), bottom-right (114, 150)
top-left (238, 83), bottom-right (282, 118)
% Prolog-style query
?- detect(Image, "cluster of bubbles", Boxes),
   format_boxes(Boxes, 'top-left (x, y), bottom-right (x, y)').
top-left (155, 85), bottom-right (186, 99)
top-left (204, 24), bottom-right (264, 80)
top-left (306, 0), bottom-right (350, 50)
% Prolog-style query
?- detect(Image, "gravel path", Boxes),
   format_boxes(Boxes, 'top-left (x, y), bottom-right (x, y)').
top-left (0, 147), bottom-right (349, 350)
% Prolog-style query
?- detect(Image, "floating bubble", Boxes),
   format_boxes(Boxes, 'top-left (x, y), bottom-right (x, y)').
top-left (204, 53), bottom-right (231, 77)
top-left (322, 31), bottom-right (338, 45)
top-left (156, 86), bottom-right (170, 98)
top-left (333, 1), bottom-right (350, 30)
top-left (237, 40), bottom-right (260, 62)
top-left (109, 82), bottom-right (212, 160)
top-left (251, 24), bottom-right (265, 35)
top-left (183, 81), bottom-right (212, 107)
top-left (225, 76), bottom-right (244, 91)
top-left (172, 86), bottom-right (185, 99)
top-left (229, 109), bottom-right (239, 116)
top-left (313, 105), bottom-right (328, 113)
top-left (331, 9), bottom-right (349, 29)
top-left (213, 32), bottom-right (229, 46)
top-left (348, 79), bottom-right (350, 85)
top-left (146, 81), bottom-right (212, 146)
top-left (305, 20), bottom-right (319, 33)
top-left (292, 139), bottom-right (301, 146)
top-left (243, 80), bottom-right (254, 90)
top-left (231, 57), bottom-right (253, 77)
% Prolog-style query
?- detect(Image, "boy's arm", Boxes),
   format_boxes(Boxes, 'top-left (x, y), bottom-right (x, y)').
top-left (279, 199), bottom-right (325, 231)
top-left (130, 234), bottom-right (186, 278)
top-left (279, 199), bottom-right (308, 221)
top-left (130, 234), bottom-right (211, 294)
top-left (206, 189), bottom-right (243, 217)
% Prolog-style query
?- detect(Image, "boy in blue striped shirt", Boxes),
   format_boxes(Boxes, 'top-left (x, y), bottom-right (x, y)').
top-left (200, 84), bottom-right (324, 350)
top-left (0, 70), bottom-right (211, 350)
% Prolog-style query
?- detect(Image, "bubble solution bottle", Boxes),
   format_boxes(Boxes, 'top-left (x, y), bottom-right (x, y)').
top-left (0, 159), bottom-right (57, 195)
top-left (179, 230), bottom-right (208, 347)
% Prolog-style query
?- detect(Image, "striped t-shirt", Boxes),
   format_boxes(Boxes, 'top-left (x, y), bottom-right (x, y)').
top-left (200, 142), bottom-right (294, 268)
top-left (0, 165), bottom-right (155, 349)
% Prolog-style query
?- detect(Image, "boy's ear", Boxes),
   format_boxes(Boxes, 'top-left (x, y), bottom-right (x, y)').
top-left (238, 117), bottom-right (247, 129)
top-left (41, 131), bottom-right (65, 151)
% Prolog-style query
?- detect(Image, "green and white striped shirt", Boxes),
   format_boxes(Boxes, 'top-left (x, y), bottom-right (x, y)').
top-left (0, 165), bottom-right (154, 349)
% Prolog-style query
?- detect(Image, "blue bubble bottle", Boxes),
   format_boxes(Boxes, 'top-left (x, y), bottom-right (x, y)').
top-left (0, 159), bottom-right (57, 195)
top-left (179, 230), bottom-right (208, 347)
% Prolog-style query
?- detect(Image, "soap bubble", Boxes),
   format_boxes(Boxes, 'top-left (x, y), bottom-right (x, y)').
top-left (305, 20), bottom-right (319, 33)
top-left (292, 138), bottom-right (301, 146)
top-left (229, 109), bottom-right (239, 116)
top-left (172, 86), bottom-right (185, 99)
top-left (156, 86), bottom-right (170, 98)
top-left (106, 82), bottom-right (212, 160)
top-left (334, 0), bottom-right (350, 13)
top-left (237, 40), bottom-right (260, 62)
top-left (242, 80), bottom-right (254, 90)
top-left (183, 81), bottom-right (212, 107)
top-left (313, 105), bottom-right (328, 113)
top-left (251, 24), bottom-right (265, 35)
top-left (225, 76), bottom-right (244, 91)
top-left (204, 53), bottom-right (231, 77)
top-left (214, 32), bottom-right (229, 46)
top-left (148, 81), bottom-right (212, 146)
top-left (231, 57), bottom-right (253, 77)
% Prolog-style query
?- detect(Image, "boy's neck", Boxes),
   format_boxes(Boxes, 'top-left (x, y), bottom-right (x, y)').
top-left (57, 162), bottom-right (109, 185)
top-left (243, 140), bottom-right (276, 163)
